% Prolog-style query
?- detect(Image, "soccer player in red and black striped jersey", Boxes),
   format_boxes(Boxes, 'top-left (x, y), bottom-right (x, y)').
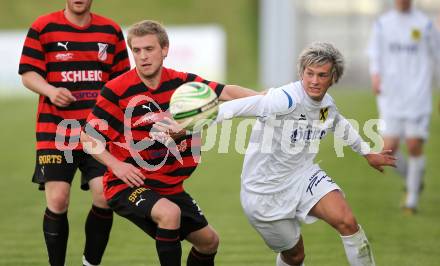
top-left (18, 1), bottom-right (130, 265)
top-left (81, 20), bottom-right (258, 266)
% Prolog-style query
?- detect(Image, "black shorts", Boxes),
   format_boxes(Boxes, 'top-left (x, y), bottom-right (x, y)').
top-left (108, 187), bottom-right (208, 240)
top-left (32, 149), bottom-right (107, 191)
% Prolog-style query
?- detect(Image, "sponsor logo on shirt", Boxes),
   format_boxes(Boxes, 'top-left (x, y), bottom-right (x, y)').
top-left (71, 91), bottom-right (99, 100)
top-left (61, 70), bottom-right (103, 82)
top-left (55, 52), bottom-right (74, 61)
top-left (147, 139), bottom-right (189, 159)
top-left (134, 102), bottom-right (165, 125)
top-left (291, 126), bottom-right (326, 144)
top-left (389, 42), bottom-right (418, 53)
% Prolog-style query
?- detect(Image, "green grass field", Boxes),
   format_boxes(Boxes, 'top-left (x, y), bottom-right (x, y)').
top-left (1, 90), bottom-right (439, 266)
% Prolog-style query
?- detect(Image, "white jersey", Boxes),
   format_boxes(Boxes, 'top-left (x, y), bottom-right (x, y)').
top-left (367, 8), bottom-right (439, 118)
top-left (217, 81), bottom-right (370, 194)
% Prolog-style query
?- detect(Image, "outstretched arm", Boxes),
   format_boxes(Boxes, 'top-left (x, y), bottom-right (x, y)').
top-left (218, 84), bottom-right (260, 101)
top-left (364, 150), bottom-right (396, 172)
top-left (216, 95), bottom-right (266, 122)
top-left (332, 114), bottom-right (396, 172)
top-left (152, 84), bottom-right (261, 138)
top-left (152, 95), bottom-right (268, 138)
top-left (217, 86), bottom-right (295, 123)
top-left (332, 113), bottom-right (371, 155)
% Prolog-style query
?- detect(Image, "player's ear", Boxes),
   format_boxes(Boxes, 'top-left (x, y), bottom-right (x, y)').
top-left (162, 46), bottom-right (169, 58)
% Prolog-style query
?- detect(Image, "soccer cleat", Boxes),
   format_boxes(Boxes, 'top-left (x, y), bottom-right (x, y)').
top-left (399, 191), bottom-right (407, 208)
top-left (402, 206), bottom-right (417, 216)
top-left (400, 192), bottom-right (418, 215)
top-left (400, 181), bottom-right (424, 210)
top-left (82, 255), bottom-right (98, 266)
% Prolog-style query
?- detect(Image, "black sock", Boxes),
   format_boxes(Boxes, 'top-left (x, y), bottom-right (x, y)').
top-left (83, 205), bottom-right (113, 265)
top-left (187, 247), bottom-right (217, 266)
top-left (156, 228), bottom-right (181, 266)
top-left (43, 208), bottom-right (69, 266)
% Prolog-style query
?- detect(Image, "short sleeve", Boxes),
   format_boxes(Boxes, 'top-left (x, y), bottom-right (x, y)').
top-left (18, 22), bottom-right (47, 77)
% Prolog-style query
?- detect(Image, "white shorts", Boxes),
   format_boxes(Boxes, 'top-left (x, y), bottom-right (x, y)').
top-left (379, 115), bottom-right (430, 140)
top-left (240, 166), bottom-right (341, 252)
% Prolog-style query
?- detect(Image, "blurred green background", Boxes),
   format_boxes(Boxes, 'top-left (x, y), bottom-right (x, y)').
top-left (0, 0), bottom-right (259, 88)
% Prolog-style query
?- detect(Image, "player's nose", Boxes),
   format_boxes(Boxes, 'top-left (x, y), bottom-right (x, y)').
top-left (139, 49), bottom-right (149, 60)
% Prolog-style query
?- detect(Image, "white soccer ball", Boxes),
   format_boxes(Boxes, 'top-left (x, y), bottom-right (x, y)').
top-left (169, 82), bottom-right (219, 132)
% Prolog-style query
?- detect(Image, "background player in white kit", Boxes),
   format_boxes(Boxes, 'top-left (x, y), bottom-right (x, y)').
top-left (367, 0), bottom-right (440, 214)
top-left (215, 42), bottom-right (396, 266)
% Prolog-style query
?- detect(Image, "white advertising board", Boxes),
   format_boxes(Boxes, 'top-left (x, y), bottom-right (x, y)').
top-left (0, 25), bottom-right (226, 96)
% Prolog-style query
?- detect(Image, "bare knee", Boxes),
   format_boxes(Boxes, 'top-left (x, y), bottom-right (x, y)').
top-left (281, 236), bottom-right (305, 266)
top-left (90, 186), bottom-right (109, 208)
top-left (89, 177), bottom-right (109, 208)
top-left (334, 213), bottom-right (358, 236)
top-left (151, 199), bottom-right (181, 229)
top-left (406, 139), bottom-right (423, 157)
top-left (45, 188), bottom-right (70, 213)
top-left (197, 230), bottom-right (219, 254)
top-left (310, 191), bottom-right (359, 236)
top-left (45, 181), bottom-right (71, 212)
top-left (187, 226), bottom-right (220, 254)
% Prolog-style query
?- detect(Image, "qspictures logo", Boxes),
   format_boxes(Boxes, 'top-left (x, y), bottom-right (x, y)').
top-left (60, 95), bottom-right (385, 167)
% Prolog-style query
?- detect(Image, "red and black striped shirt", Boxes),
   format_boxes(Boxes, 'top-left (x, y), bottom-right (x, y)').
top-left (85, 67), bottom-right (224, 199)
top-left (19, 10), bottom-right (130, 151)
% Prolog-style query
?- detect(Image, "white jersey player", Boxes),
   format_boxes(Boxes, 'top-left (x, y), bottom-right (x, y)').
top-left (367, 0), bottom-right (439, 214)
top-left (216, 43), bottom-right (396, 266)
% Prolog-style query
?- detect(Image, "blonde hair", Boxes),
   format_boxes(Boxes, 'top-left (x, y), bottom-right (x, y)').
top-left (298, 42), bottom-right (344, 84)
top-left (127, 20), bottom-right (169, 49)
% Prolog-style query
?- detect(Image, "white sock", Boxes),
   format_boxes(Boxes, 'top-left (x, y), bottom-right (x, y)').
top-left (82, 255), bottom-right (99, 266)
top-left (340, 225), bottom-right (375, 266)
top-left (276, 253), bottom-right (304, 266)
top-left (405, 156), bottom-right (425, 208)
top-left (395, 150), bottom-right (407, 178)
